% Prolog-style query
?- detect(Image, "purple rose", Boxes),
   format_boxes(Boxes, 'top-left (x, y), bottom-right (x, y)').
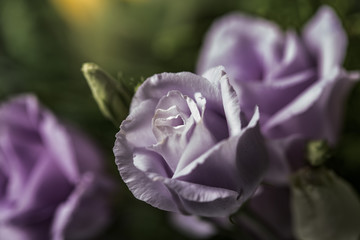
top-left (0, 95), bottom-right (113, 240)
top-left (114, 66), bottom-right (268, 217)
top-left (197, 6), bottom-right (359, 156)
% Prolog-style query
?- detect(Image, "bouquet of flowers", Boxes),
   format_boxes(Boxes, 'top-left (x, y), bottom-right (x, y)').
top-left (1, 1), bottom-right (360, 239)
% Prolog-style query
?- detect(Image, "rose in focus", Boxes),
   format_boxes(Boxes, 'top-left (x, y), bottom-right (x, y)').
top-left (197, 6), bottom-right (359, 163)
top-left (114, 67), bottom-right (268, 217)
top-left (0, 95), bottom-right (113, 240)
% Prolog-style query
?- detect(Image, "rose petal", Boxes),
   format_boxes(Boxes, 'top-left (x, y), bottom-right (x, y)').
top-left (197, 13), bottom-right (284, 81)
top-left (121, 100), bottom-right (158, 148)
top-left (174, 122), bottom-right (217, 176)
top-left (174, 116), bottom-right (267, 198)
top-left (170, 213), bottom-right (217, 238)
top-left (267, 31), bottom-right (313, 80)
top-left (41, 117), bottom-right (80, 183)
top-left (6, 152), bottom-right (72, 224)
top-left (0, 222), bottom-right (49, 240)
top-left (114, 130), bottom-right (177, 212)
top-left (234, 69), bottom-right (317, 124)
top-left (303, 6), bottom-right (347, 76)
top-left (201, 66), bottom-right (226, 87)
top-left (51, 173), bottom-right (112, 240)
top-left (264, 69), bottom-right (358, 145)
top-left (131, 72), bottom-right (221, 112)
top-left (220, 75), bottom-right (242, 136)
top-left (151, 174), bottom-right (241, 217)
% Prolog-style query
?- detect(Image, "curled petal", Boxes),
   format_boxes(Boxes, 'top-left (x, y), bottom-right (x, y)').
top-left (114, 129), bottom-right (177, 212)
top-left (152, 175), bottom-right (241, 217)
top-left (264, 69), bottom-right (359, 145)
top-left (220, 75), bottom-right (242, 136)
top-left (131, 72), bottom-right (221, 112)
top-left (303, 6), bottom-right (347, 76)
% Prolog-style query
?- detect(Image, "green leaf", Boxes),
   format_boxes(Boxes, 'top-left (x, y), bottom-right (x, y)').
top-left (291, 167), bottom-right (360, 240)
top-left (82, 63), bottom-right (132, 127)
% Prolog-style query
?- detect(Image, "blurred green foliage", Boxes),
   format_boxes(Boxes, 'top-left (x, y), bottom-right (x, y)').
top-left (291, 168), bottom-right (360, 240)
top-left (0, 0), bottom-right (360, 239)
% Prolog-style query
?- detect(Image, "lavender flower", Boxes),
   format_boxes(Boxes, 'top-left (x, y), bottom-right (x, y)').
top-left (114, 67), bottom-right (268, 217)
top-left (0, 95), bottom-right (112, 240)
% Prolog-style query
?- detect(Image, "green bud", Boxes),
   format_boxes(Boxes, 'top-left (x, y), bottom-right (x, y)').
top-left (82, 63), bottom-right (132, 127)
top-left (307, 140), bottom-right (331, 167)
top-left (291, 167), bottom-right (360, 240)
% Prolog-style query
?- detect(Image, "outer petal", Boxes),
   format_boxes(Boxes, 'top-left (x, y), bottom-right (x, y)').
top-left (170, 213), bottom-right (217, 238)
top-left (264, 69), bottom-right (359, 145)
top-left (121, 100), bottom-right (158, 148)
top-left (40, 117), bottom-right (80, 183)
top-left (51, 173), bottom-right (113, 240)
top-left (114, 124), bottom-right (177, 212)
top-left (197, 13), bottom-right (284, 81)
top-left (0, 222), bottom-right (50, 240)
top-left (131, 72), bottom-right (222, 112)
top-left (303, 6), bottom-right (347, 76)
top-left (4, 153), bottom-right (72, 224)
top-left (153, 175), bottom-right (241, 217)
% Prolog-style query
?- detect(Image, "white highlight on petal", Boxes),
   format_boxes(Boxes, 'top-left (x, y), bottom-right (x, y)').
top-left (186, 96), bottom-right (202, 123)
top-left (220, 76), bottom-right (242, 136)
top-left (194, 92), bottom-right (207, 118)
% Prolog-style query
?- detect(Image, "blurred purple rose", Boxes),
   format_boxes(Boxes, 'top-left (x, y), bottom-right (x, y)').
top-left (197, 6), bottom-right (359, 167)
top-left (0, 95), bottom-right (113, 240)
top-left (196, 6), bottom-right (360, 239)
top-left (114, 66), bottom-right (268, 217)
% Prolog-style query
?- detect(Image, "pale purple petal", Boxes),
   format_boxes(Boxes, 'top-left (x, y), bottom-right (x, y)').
top-left (131, 72), bottom-right (222, 112)
top-left (267, 31), bottom-right (313, 80)
top-left (114, 129), bottom-right (177, 212)
top-left (158, 175), bottom-right (241, 217)
top-left (170, 213), bottom-right (217, 238)
top-left (234, 69), bottom-right (317, 125)
top-left (264, 69), bottom-right (358, 145)
top-left (6, 153), bottom-right (72, 224)
top-left (303, 6), bottom-right (347, 76)
top-left (220, 75), bottom-right (242, 136)
top-left (121, 100), bottom-right (158, 148)
top-left (174, 112), bottom-right (267, 202)
top-left (197, 13), bottom-right (284, 81)
top-left (41, 118), bottom-right (79, 183)
top-left (51, 173), bottom-right (112, 240)
top-left (174, 123), bottom-right (217, 177)
top-left (0, 223), bottom-right (49, 240)
top-left (0, 94), bottom-right (113, 239)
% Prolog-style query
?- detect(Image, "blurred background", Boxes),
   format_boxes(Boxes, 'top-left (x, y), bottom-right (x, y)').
top-left (1, 0), bottom-right (360, 239)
